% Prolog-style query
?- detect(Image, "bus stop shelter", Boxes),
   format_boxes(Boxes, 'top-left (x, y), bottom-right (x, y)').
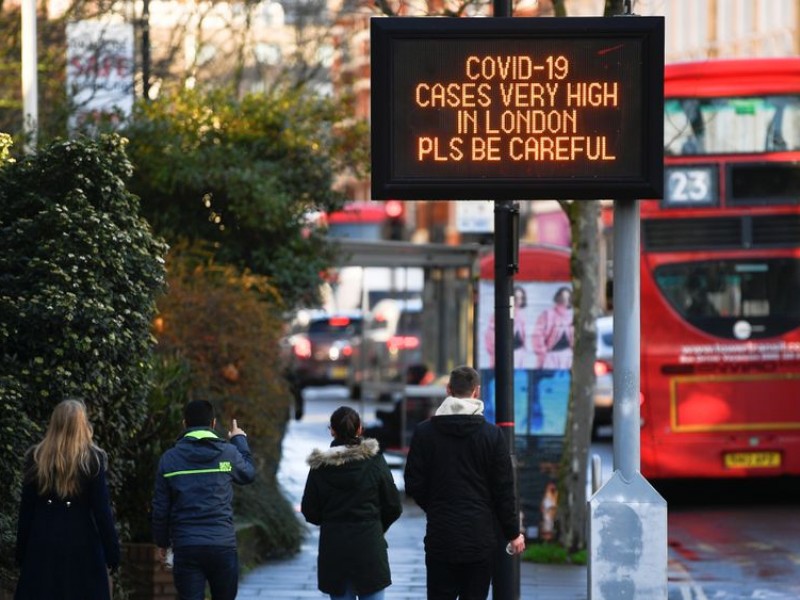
top-left (331, 238), bottom-right (482, 448)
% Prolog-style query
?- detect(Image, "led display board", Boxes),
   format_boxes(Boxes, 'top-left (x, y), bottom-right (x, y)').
top-left (371, 17), bottom-right (664, 200)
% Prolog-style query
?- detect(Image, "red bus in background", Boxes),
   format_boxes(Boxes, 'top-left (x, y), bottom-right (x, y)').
top-left (640, 58), bottom-right (800, 479)
top-left (323, 200), bottom-right (405, 240)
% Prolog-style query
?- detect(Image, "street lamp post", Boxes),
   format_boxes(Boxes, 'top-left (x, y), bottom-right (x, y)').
top-left (21, 0), bottom-right (38, 152)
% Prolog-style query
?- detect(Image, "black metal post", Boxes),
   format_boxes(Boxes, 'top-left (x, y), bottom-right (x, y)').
top-left (489, 0), bottom-right (520, 587)
top-left (492, 198), bottom-right (520, 600)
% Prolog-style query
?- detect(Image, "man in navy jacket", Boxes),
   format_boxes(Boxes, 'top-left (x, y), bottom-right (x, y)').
top-left (152, 400), bottom-right (255, 600)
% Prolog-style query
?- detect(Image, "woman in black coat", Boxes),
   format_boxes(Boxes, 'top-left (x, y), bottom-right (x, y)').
top-left (15, 399), bottom-right (120, 600)
top-left (301, 406), bottom-right (403, 600)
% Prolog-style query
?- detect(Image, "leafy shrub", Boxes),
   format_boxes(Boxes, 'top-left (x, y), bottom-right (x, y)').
top-left (522, 542), bottom-right (587, 565)
top-left (0, 378), bottom-right (39, 589)
top-left (117, 354), bottom-right (191, 542)
top-left (123, 87), bottom-right (369, 308)
top-left (0, 135), bottom-right (167, 589)
top-left (151, 242), bottom-right (302, 557)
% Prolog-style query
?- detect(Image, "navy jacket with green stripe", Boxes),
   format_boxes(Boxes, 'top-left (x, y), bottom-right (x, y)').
top-left (152, 427), bottom-right (255, 549)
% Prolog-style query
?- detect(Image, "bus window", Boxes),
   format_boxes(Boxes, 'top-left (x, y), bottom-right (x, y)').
top-left (327, 222), bottom-right (384, 240)
top-left (653, 259), bottom-right (800, 339)
top-left (664, 95), bottom-right (800, 156)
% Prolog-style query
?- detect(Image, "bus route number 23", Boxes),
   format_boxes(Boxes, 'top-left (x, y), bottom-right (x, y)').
top-left (666, 167), bottom-right (715, 206)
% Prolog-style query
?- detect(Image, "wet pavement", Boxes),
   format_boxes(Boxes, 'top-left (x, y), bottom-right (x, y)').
top-left (238, 389), bottom-right (587, 599)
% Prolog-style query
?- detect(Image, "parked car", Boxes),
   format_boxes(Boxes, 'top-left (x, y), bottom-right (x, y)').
top-left (282, 310), bottom-right (363, 419)
top-left (593, 315), bottom-right (614, 436)
top-left (353, 297), bottom-right (424, 400)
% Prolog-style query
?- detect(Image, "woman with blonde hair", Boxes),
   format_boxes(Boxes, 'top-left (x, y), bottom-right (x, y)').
top-left (15, 399), bottom-right (120, 600)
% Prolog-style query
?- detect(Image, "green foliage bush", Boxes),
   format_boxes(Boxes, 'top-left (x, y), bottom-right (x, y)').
top-left (150, 242), bottom-right (302, 557)
top-left (117, 353), bottom-right (191, 542)
top-left (122, 87), bottom-right (370, 308)
top-left (0, 135), bottom-right (167, 589)
top-left (522, 542), bottom-right (587, 566)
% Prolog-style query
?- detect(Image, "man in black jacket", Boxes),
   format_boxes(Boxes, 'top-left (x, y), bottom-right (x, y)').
top-left (404, 365), bottom-right (525, 600)
top-left (152, 400), bottom-right (256, 600)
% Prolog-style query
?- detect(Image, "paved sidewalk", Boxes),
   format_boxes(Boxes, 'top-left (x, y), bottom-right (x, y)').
top-left (239, 392), bottom-right (587, 599)
top-left (239, 498), bottom-right (587, 599)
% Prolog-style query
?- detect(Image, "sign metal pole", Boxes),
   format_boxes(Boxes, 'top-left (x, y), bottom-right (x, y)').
top-left (492, 199), bottom-right (519, 600)
top-left (489, 3), bottom-right (520, 599)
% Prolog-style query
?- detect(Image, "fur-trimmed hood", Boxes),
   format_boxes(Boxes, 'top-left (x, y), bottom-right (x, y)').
top-left (306, 438), bottom-right (380, 469)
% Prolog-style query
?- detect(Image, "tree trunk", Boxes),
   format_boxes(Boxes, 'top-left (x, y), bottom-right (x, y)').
top-left (556, 200), bottom-right (600, 552)
top-left (553, 0), bottom-right (624, 555)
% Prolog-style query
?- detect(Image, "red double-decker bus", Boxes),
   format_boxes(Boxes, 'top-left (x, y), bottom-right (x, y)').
top-left (640, 58), bottom-right (800, 479)
top-left (321, 200), bottom-right (405, 241)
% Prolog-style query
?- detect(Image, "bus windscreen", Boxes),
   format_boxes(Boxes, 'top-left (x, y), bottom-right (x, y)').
top-left (653, 258), bottom-right (800, 339)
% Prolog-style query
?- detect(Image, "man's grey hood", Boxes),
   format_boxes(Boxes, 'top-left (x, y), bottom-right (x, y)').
top-left (306, 437), bottom-right (380, 469)
top-left (435, 395), bottom-right (484, 416)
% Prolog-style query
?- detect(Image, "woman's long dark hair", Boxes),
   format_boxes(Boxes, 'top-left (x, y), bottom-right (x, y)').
top-left (329, 406), bottom-right (362, 445)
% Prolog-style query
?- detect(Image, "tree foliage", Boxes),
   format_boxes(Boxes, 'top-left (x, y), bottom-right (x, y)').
top-left (122, 86), bottom-right (369, 308)
top-left (147, 242), bottom-right (303, 557)
top-left (0, 7), bottom-right (71, 145)
top-left (0, 134), bottom-right (167, 589)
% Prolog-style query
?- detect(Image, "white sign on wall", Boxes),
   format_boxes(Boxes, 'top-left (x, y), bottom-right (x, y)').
top-left (456, 200), bottom-right (494, 233)
top-left (66, 20), bottom-right (134, 128)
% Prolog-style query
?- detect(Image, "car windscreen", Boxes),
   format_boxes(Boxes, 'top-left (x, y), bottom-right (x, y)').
top-left (397, 310), bottom-right (422, 334)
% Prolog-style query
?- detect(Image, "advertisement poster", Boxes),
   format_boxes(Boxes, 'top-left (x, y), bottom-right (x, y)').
top-left (478, 278), bottom-right (572, 540)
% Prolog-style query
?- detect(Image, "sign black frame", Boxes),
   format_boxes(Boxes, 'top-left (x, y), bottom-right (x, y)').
top-left (371, 16), bottom-right (665, 200)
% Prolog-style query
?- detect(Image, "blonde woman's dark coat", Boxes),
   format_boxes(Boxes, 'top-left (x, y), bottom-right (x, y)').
top-left (15, 448), bottom-right (119, 600)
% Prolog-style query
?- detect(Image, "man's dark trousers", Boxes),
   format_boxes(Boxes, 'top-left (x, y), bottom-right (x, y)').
top-left (425, 556), bottom-right (493, 600)
top-left (172, 545), bottom-right (238, 600)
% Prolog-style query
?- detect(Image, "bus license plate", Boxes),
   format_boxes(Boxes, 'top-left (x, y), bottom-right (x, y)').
top-left (724, 452), bottom-right (781, 469)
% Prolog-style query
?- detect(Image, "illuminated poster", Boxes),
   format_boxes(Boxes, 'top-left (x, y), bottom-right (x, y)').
top-left (371, 17), bottom-right (664, 200)
top-left (478, 280), bottom-right (572, 435)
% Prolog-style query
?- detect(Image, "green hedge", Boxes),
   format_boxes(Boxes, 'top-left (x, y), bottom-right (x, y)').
top-left (0, 135), bottom-right (167, 589)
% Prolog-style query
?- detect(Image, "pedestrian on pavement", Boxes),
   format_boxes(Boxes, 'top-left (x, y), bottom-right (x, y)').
top-left (14, 399), bottom-right (120, 600)
top-left (404, 365), bottom-right (525, 600)
top-left (152, 399), bottom-right (256, 600)
top-left (301, 406), bottom-right (403, 600)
